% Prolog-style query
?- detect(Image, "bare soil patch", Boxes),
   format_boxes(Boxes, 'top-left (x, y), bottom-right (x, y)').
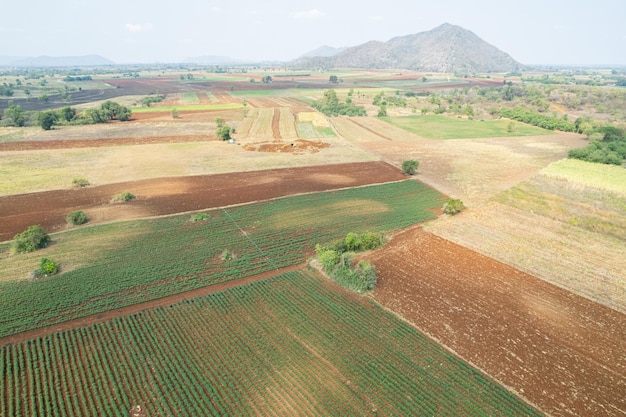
top-left (365, 226), bottom-right (626, 417)
top-left (242, 139), bottom-right (330, 154)
top-left (0, 161), bottom-right (404, 242)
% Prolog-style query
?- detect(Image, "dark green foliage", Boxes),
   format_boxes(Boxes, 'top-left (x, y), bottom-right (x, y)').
top-left (114, 192), bottom-right (136, 202)
top-left (58, 106), bottom-right (77, 122)
top-left (569, 124), bottom-right (626, 165)
top-left (402, 160), bottom-right (419, 175)
top-left (11, 225), bottom-right (50, 254)
top-left (443, 198), bottom-right (465, 215)
top-left (34, 258), bottom-right (59, 278)
top-left (329, 75), bottom-right (339, 83)
top-left (313, 89), bottom-right (366, 116)
top-left (315, 231), bottom-right (384, 292)
top-left (67, 210), bottom-right (89, 225)
top-left (3, 104), bottom-right (25, 126)
top-left (72, 177), bottom-right (90, 187)
top-left (141, 94), bottom-right (165, 107)
top-left (37, 110), bottom-right (59, 130)
top-left (101, 100), bottom-right (131, 121)
top-left (499, 106), bottom-right (576, 131)
top-left (191, 212), bottom-right (211, 222)
top-left (217, 124), bottom-right (235, 140)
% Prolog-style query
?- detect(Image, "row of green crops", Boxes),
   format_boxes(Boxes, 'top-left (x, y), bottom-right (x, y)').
top-left (0, 270), bottom-right (541, 417)
top-left (0, 180), bottom-right (444, 338)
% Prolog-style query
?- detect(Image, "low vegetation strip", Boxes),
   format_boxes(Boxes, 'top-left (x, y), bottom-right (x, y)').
top-left (0, 270), bottom-right (542, 417)
top-left (380, 114), bottom-right (550, 139)
top-left (0, 180), bottom-right (444, 338)
top-left (542, 158), bottom-right (626, 195)
top-left (129, 103), bottom-right (242, 112)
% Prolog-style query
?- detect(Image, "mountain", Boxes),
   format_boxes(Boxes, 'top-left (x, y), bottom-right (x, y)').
top-left (300, 45), bottom-right (348, 58)
top-left (9, 55), bottom-right (115, 67)
top-left (292, 23), bottom-right (525, 73)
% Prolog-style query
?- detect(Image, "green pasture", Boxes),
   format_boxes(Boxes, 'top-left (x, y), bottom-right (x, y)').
top-left (295, 122), bottom-right (336, 138)
top-left (0, 269), bottom-right (541, 417)
top-left (0, 180), bottom-right (444, 338)
top-left (542, 159), bottom-right (626, 195)
top-left (182, 92), bottom-right (200, 104)
top-left (380, 114), bottom-right (550, 139)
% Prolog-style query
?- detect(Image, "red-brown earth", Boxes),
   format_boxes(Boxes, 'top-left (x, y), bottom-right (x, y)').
top-left (364, 226), bottom-right (626, 417)
top-left (0, 161), bottom-right (405, 242)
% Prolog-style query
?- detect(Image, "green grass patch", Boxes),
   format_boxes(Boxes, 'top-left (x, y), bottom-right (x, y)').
top-left (542, 159), bottom-right (626, 195)
top-left (0, 180), bottom-right (443, 337)
top-left (182, 92), bottom-right (200, 104)
top-left (130, 103), bottom-right (243, 113)
top-left (380, 114), bottom-right (550, 139)
top-left (0, 269), bottom-right (541, 416)
top-left (296, 122), bottom-right (336, 138)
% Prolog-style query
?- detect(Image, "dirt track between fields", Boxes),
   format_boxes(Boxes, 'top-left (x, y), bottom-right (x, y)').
top-left (0, 161), bottom-right (405, 242)
top-left (366, 226), bottom-right (626, 417)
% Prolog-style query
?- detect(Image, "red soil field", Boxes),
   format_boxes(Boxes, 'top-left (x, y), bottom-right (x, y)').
top-left (0, 161), bottom-right (405, 242)
top-left (365, 226), bottom-right (626, 417)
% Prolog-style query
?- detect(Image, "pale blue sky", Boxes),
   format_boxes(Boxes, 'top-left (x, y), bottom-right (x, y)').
top-left (1, 0), bottom-right (624, 65)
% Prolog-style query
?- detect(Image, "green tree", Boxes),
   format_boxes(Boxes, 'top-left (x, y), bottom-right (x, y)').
top-left (66, 210), bottom-right (89, 225)
top-left (35, 258), bottom-right (59, 277)
top-left (216, 124), bottom-right (235, 141)
top-left (58, 106), bottom-right (76, 122)
top-left (38, 110), bottom-right (59, 130)
top-left (401, 160), bottom-right (419, 175)
top-left (11, 225), bottom-right (50, 254)
top-left (4, 104), bottom-right (25, 126)
top-left (329, 75), bottom-right (338, 83)
top-left (262, 75), bottom-right (272, 83)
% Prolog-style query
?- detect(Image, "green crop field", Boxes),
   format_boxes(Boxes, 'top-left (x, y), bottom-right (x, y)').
top-left (182, 92), bottom-right (200, 104)
top-left (0, 180), bottom-right (444, 338)
top-left (380, 114), bottom-right (550, 139)
top-left (0, 270), bottom-right (541, 417)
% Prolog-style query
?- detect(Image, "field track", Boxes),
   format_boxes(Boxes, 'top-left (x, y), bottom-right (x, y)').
top-left (367, 226), bottom-right (626, 417)
top-left (0, 161), bottom-right (405, 242)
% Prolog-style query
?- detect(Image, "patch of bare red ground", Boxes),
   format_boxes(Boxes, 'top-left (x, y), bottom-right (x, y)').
top-left (365, 226), bottom-right (626, 417)
top-left (0, 161), bottom-right (405, 242)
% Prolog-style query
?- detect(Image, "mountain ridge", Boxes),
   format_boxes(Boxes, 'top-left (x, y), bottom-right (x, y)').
top-left (292, 23), bottom-right (525, 73)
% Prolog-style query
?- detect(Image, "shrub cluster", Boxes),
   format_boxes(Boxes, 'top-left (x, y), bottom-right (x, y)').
top-left (402, 160), bottom-right (419, 175)
top-left (34, 258), bottom-right (59, 278)
top-left (314, 232), bottom-right (384, 293)
top-left (443, 199), bottom-right (465, 215)
top-left (11, 225), bottom-right (50, 254)
top-left (499, 106), bottom-right (576, 132)
top-left (312, 89), bottom-right (366, 117)
top-left (568, 125), bottom-right (626, 165)
top-left (72, 177), bottom-right (90, 188)
top-left (114, 192), bottom-right (136, 202)
top-left (67, 210), bottom-right (89, 225)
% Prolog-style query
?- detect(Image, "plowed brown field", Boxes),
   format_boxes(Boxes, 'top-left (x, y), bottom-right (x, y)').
top-left (0, 161), bottom-right (405, 242)
top-left (365, 226), bottom-right (626, 417)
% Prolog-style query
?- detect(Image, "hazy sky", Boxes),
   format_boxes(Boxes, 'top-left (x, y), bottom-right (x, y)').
top-left (1, 0), bottom-right (625, 65)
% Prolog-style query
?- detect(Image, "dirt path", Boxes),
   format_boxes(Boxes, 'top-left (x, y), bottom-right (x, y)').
top-left (365, 226), bottom-right (626, 417)
top-left (0, 161), bottom-right (405, 242)
top-left (0, 263), bottom-right (305, 347)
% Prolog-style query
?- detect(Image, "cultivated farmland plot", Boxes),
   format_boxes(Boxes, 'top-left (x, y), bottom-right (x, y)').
top-left (0, 270), bottom-right (542, 417)
top-left (0, 180), bottom-right (444, 338)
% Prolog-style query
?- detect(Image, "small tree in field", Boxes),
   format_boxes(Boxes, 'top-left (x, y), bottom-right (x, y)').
top-left (34, 258), bottom-right (59, 278)
top-left (217, 124), bottom-right (235, 141)
top-left (12, 225), bottom-right (50, 254)
top-left (67, 210), bottom-right (88, 225)
top-left (443, 198), bottom-right (465, 215)
top-left (402, 160), bottom-right (419, 175)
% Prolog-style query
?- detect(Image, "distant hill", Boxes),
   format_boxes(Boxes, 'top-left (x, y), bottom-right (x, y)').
top-left (292, 23), bottom-right (525, 73)
top-left (299, 45), bottom-right (348, 58)
top-left (7, 55), bottom-right (115, 67)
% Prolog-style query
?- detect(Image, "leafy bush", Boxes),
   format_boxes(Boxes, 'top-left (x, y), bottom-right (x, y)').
top-left (312, 89), bottom-right (366, 117)
top-left (443, 199), bottom-right (465, 215)
top-left (12, 225), bottom-right (50, 254)
top-left (191, 213), bottom-right (211, 222)
top-left (114, 192), bottom-right (136, 202)
top-left (72, 178), bottom-right (90, 188)
top-left (499, 106), bottom-right (575, 131)
top-left (67, 210), bottom-right (89, 225)
top-left (34, 258), bottom-right (59, 278)
top-left (402, 160), bottom-right (419, 175)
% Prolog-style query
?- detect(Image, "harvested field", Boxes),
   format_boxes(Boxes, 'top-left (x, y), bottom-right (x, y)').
top-left (242, 139), bottom-right (330, 154)
top-left (331, 117), bottom-right (394, 142)
top-left (0, 161), bottom-right (404, 242)
top-left (354, 131), bottom-right (587, 205)
top-left (366, 226), bottom-right (626, 417)
top-left (271, 108), bottom-right (281, 139)
top-left (248, 108), bottom-right (275, 139)
top-left (278, 107), bottom-right (298, 139)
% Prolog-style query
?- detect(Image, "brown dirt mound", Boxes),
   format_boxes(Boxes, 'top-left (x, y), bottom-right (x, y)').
top-left (242, 139), bottom-right (330, 154)
top-left (365, 226), bottom-right (626, 417)
top-left (0, 161), bottom-right (404, 242)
